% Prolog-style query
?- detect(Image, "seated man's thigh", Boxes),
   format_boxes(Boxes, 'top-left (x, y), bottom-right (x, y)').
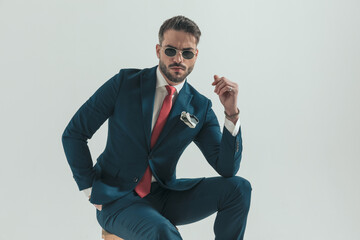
top-left (99, 202), bottom-right (182, 240)
top-left (162, 176), bottom-right (252, 225)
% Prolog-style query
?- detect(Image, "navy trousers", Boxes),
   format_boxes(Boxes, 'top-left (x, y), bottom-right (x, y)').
top-left (96, 176), bottom-right (252, 240)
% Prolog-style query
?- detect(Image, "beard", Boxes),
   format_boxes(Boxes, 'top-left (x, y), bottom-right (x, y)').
top-left (159, 60), bottom-right (194, 84)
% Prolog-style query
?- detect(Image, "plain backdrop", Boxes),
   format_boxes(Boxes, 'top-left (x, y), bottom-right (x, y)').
top-left (1, 0), bottom-right (359, 239)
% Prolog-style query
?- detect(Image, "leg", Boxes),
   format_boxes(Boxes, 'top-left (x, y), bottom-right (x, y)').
top-left (160, 176), bottom-right (252, 240)
top-left (96, 194), bottom-right (182, 240)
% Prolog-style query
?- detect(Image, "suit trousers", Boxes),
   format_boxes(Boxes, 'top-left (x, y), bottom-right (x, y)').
top-left (96, 176), bottom-right (252, 240)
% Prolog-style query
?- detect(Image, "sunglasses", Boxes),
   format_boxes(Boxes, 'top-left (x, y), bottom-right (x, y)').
top-left (162, 47), bottom-right (196, 60)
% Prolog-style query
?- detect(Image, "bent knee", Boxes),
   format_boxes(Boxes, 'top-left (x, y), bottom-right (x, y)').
top-left (226, 176), bottom-right (252, 197)
top-left (154, 220), bottom-right (181, 239)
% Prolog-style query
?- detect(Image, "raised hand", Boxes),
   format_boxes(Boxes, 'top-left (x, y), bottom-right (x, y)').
top-left (212, 75), bottom-right (239, 123)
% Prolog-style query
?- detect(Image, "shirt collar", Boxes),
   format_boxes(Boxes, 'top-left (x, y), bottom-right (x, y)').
top-left (156, 66), bottom-right (185, 94)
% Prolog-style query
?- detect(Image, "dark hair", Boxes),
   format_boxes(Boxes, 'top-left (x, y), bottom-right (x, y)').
top-left (158, 16), bottom-right (201, 45)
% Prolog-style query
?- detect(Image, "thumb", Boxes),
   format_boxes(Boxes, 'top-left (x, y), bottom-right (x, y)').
top-left (212, 75), bottom-right (219, 85)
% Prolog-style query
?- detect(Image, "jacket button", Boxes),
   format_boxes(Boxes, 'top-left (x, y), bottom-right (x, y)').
top-left (133, 177), bottom-right (139, 183)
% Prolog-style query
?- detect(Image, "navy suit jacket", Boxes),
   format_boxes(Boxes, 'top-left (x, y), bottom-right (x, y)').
top-left (62, 66), bottom-right (243, 205)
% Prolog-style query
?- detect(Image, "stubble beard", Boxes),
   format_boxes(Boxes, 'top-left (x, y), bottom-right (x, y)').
top-left (159, 60), bottom-right (194, 84)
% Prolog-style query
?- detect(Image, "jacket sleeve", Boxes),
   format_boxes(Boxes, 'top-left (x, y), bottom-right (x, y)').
top-left (193, 100), bottom-right (242, 177)
top-left (61, 73), bottom-right (122, 190)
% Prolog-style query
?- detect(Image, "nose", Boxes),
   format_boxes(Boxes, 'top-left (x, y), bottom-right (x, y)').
top-left (173, 50), bottom-right (184, 63)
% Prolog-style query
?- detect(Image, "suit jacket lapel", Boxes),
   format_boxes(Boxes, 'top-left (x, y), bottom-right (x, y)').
top-left (140, 66), bottom-right (157, 152)
top-left (152, 81), bottom-right (193, 150)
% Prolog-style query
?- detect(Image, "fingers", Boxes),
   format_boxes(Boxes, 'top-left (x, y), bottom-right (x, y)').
top-left (89, 195), bottom-right (102, 211)
top-left (212, 75), bottom-right (238, 95)
top-left (214, 79), bottom-right (226, 94)
top-left (94, 204), bottom-right (102, 211)
top-left (218, 82), bottom-right (237, 96)
top-left (212, 75), bottom-right (220, 85)
top-left (213, 75), bottom-right (226, 92)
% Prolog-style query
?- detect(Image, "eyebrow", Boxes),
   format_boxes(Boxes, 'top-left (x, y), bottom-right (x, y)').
top-left (165, 44), bottom-right (195, 51)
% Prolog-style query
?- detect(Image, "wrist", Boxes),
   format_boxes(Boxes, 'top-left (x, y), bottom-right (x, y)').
top-left (224, 108), bottom-right (240, 120)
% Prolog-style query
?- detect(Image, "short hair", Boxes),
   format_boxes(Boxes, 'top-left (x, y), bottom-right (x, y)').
top-left (158, 16), bottom-right (201, 45)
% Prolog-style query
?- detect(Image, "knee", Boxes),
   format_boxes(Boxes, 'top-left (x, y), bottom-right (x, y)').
top-left (227, 176), bottom-right (252, 201)
top-left (154, 220), bottom-right (182, 240)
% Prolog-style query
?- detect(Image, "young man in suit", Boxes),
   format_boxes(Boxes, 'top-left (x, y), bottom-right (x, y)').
top-left (62, 15), bottom-right (251, 240)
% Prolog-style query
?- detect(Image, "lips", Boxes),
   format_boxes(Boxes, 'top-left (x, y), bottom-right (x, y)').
top-left (170, 67), bottom-right (185, 71)
top-left (169, 64), bottom-right (186, 71)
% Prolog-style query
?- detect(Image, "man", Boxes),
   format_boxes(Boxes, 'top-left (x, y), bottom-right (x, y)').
top-left (62, 16), bottom-right (251, 240)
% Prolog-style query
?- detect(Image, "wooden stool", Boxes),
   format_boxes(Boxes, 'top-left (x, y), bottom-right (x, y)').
top-left (102, 229), bottom-right (124, 240)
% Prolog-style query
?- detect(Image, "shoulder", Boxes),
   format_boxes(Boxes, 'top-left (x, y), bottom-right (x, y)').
top-left (117, 66), bottom-right (156, 80)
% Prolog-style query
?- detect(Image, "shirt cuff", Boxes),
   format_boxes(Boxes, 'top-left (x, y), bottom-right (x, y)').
top-left (224, 117), bottom-right (241, 136)
top-left (82, 187), bottom-right (92, 199)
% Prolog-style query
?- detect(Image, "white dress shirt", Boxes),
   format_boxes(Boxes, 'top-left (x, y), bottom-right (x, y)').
top-left (82, 67), bottom-right (241, 198)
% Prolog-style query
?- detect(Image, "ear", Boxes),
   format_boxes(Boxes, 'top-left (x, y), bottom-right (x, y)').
top-left (156, 44), bottom-right (161, 59)
top-left (193, 48), bottom-right (199, 61)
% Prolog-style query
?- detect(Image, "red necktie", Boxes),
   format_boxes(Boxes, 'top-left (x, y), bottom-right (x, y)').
top-left (135, 85), bottom-right (176, 198)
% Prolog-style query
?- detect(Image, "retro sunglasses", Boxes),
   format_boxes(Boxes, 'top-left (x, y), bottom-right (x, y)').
top-left (162, 47), bottom-right (196, 60)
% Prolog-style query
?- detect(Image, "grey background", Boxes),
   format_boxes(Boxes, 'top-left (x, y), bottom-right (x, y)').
top-left (1, 0), bottom-right (359, 239)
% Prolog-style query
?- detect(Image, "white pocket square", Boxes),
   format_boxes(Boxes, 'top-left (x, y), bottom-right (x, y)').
top-left (180, 111), bottom-right (199, 128)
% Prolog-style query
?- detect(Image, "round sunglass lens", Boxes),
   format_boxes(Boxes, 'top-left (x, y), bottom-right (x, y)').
top-left (164, 48), bottom-right (176, 57)
top-left (182, 51), bottom-right (194, 59)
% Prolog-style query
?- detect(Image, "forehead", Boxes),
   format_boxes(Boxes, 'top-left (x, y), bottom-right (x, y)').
top-left (162, 29), bottom-right (197, 49)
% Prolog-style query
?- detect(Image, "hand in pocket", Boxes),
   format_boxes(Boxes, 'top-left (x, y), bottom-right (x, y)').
top-left (93, 204), bottom-right (102, 211)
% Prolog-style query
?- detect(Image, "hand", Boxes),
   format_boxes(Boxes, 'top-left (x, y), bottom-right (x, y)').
top-left (93, 204), bottom-right (102, 211)
top-left (212, 75), bottom-right (239, 121)
top-left (89, 195), bottom-right (102, 211)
